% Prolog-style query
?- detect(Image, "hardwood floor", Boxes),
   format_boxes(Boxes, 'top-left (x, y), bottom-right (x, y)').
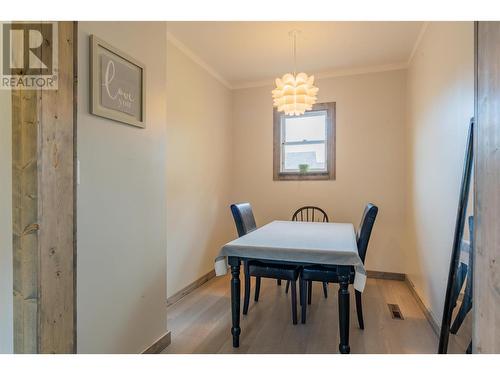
top-left (162, 274), bottom-right (470, 354)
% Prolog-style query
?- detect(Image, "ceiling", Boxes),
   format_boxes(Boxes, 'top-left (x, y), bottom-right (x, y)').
top-left (167, 21), bottom-right (424, 88)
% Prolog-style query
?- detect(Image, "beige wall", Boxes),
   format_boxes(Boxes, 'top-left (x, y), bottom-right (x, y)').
top-left (77, 22), bottom-right (168, 353)
top-left (166, 39), bottom-right (233, 298)
top-left (231, 70), bottom-right (407, 273)
top-left (0, 89), bottom-right (13, 353)
top-left (405, 22), bottom-right (474, 324)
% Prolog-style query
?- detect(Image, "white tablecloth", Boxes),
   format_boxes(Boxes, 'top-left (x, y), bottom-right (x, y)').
top-left (215, 220), bottom-right (367, 292)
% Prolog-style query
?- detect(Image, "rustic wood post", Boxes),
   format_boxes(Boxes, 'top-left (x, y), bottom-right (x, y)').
top-left (11, 21), bottom-right (77, 354)
top-left (474, 21), bottom-right (500, 354)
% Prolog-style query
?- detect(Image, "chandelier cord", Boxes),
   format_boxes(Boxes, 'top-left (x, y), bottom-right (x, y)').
top-left (293, 32), bottom-right (297, 76)
top-left (273, 29), bottom-right (318, 116)
top-left (291, 30), bottom-right (297, 76)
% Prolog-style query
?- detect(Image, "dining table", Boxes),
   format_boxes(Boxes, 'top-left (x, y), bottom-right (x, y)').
top-left (214, 220), bottom-right (366, 354)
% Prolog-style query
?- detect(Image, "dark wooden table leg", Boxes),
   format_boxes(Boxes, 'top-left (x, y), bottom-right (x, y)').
top-left (338, 266), bottom-right (350, 354)
top-left (228, 256), bottom-right (241, 348)
top-left (301, 278), bottom-right (307, 324)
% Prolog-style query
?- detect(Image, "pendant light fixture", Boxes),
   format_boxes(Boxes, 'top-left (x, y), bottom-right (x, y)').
top-left (272, 30), bottom-right (319, 116)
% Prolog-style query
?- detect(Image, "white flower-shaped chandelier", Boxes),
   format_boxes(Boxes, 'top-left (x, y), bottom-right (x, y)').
top-left (272, 30), bottom-right (319, 116)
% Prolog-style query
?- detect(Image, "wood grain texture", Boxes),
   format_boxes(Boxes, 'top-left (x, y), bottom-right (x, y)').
top-left (474, 21), bottom-right (500, 354)
top-left (166, 269), bottom-right (405, 310)
top-left (38, 21), bottom-right (76, 354)
top-left (12, 87), bottom-right (39, 354)
top-left (162, 274), bottom-right (468, 354)
top-left (11, 21), bottom-right (76, 353)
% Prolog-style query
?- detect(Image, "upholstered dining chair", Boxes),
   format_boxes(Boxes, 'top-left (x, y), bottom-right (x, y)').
top-left (230, 203), bottom-right (302, 324)
top-left (299, 203), bottom-right (378, 327)
top-left (283, 206), bottom-right (330, 300)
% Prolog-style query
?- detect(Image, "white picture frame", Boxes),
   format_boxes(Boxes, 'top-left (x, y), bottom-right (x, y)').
top-left (89, 35), bottom-right (146, 128)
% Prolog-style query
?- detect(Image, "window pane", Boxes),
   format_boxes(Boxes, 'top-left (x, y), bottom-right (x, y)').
top-left (283, 143), bottom-right (326, 171)
top-left (284, 111), bottom-right (327, 142)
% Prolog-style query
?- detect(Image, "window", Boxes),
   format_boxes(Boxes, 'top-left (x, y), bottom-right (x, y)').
top-left (273, 102), bottom-right (335, 180)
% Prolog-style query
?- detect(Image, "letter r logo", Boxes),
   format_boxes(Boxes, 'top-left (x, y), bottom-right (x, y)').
top-left (2, 23), bottom-right (53, 75)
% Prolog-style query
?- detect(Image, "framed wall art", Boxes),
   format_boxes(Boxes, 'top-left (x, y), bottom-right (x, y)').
top-left (90, 35), bottom-right (145, 128)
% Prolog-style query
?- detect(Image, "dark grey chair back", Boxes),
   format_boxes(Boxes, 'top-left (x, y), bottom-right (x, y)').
top-left (292, 206), bottom-right (329, 222)
top-left (356, 203), bottom-right (378, 263)
top-left (230, 203), bottom-right (257, 237)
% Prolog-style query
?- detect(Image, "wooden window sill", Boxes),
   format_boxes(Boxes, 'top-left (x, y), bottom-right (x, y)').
top-left (274, 172), bottom-right (335, 181)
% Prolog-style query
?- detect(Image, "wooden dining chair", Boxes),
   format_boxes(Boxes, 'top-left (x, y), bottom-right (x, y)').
top-left (283, 206), bottom-right (330, 300)
top-left (230, 203), bottom-right (302, 324)
top-left (292, 206), bottom-right (329, 223)
top-left (300, 203), bottom-right (378, 327)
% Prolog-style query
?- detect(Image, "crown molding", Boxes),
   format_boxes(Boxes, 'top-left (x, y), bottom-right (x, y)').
top-left (315, 62), bottom-right (408, 80)
top-left (232, 62), bottom-right (409, 90)
top-left (168, 24), bottom-right (425, 91)
top-left (166, 31), bottom-right (233, 90)
top-left (407, 22), bottom-right (429, 66)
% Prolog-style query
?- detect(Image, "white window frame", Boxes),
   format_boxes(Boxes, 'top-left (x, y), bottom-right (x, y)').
top-left (280, 110), bottom-right (328, 173)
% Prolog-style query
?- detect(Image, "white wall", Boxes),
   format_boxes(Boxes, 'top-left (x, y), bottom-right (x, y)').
top-left (77, 22), bottom-right (168, 353)
top-left (405, 22), bottom-right (474, 324)
top-left (0, 89), bottom-right (13, 353)
top-left (166, 38), bottom-right (233, 298)
top-left (231, 70), bottom-right (408, 273)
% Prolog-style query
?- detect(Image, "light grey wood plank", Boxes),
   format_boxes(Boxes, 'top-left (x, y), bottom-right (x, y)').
top-left (474, 21), bottom-right (500, 354)
top-left (162, 274), bottom-right (461, 354)
top-left (38, 21), bottom-right (76, 354)
top-left (11, 21), bottom-right (77, 354)
top-left (12, 85), bottom-right (39, 354)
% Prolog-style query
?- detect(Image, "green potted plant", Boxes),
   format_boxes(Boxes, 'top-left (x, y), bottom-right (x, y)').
top-left (298, 163), bottom-right (309, 174)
